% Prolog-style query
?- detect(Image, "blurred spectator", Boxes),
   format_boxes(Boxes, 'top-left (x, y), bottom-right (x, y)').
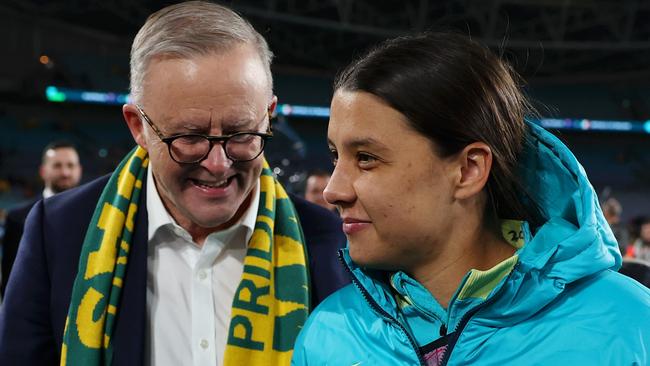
top-left (626, 216), bottom-right (650, 262)
top-left (304, 169), bottom-right (336, 212)
top-left (620, 258), bottom-right (650, 288)
top-left (602, 197), bottom-right (630, 253)
top-left (1, 141), bottom-right (82, 296)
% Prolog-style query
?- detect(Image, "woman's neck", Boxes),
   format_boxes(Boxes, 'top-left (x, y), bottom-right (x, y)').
top-left (409, 224), bottom-right (516, 309)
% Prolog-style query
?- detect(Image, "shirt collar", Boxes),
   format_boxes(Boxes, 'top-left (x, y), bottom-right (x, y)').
top-left (42, 187), bottom-right (55, 199)
top-left (146, 165), bottom-right (260, 243)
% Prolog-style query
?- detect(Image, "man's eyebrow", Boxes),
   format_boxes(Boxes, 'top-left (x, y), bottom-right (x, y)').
top-left (178, 122), bottom-right (209, 131)
top-left (328, 137), bottom-right (390, 151)
top-left (220, 110), bottom-right (270, 129)
top-left (221, 118), bottom-right (257, 130)
top-left (173, 116), bottom-right (257, 132)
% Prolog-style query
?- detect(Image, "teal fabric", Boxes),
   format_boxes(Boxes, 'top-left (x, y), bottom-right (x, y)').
top-left (391, 271), bottom-right (448, 347)
top-left (291, 122), bottom-right (650, 366)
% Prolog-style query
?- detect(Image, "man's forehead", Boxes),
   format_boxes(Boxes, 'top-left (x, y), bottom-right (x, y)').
top-left (45, 147), bottom-right (76, 158)
top-left (308, 175), bottom-right (330, 187)
top-left (143, 47), bottom-right (272, 97)
top-left (43, 148), bottom-right (79, 165)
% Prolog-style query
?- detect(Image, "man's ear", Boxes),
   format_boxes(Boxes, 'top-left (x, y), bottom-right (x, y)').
top-left (453, 142), bottom-right (493, 200)
top-left (122, 104), bottom-right (148, 149)
top-left (268, 95), bottom-right (278, 117)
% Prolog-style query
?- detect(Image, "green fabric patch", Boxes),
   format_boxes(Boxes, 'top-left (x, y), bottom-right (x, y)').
top-left (456, 220), bottom-right (524, 301)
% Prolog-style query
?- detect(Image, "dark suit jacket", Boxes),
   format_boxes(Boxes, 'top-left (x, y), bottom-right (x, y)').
top-left (0, 174), bottom-right (348, 365)
top-left (1, 196), bottom-right (40, 297)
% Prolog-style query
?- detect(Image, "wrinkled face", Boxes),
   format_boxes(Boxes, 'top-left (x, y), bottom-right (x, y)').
top-left (325, 91), bottom-right (456, 271)
top-left (135, 44), bottom-right (273, 231)
top-left (40, 147), bottom-right (82, 193)
top-left (305, 175), bottom-right (335, 211)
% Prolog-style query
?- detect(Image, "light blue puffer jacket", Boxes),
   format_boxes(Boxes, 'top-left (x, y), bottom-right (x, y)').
top-left (292, 123), bottom-right (650, 365)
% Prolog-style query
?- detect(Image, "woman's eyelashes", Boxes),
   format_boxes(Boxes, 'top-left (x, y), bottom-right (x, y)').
top-left (357, 152), bottom-right (379, 168)
top-left (329, 148), bottom-right (380, 169)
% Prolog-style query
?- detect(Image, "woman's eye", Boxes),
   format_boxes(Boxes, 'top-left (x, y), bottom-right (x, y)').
top-left (357, 153), bottom-right (378, 167)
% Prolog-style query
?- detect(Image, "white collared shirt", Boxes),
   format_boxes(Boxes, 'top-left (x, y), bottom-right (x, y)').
top-left (42, 187), bottom-right (55, 199)
top-left (144, 167), bottom-right (259, 366)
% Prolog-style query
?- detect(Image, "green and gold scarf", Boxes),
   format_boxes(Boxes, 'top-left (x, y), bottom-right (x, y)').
top-left (61, 146), bottom-right (310, 366)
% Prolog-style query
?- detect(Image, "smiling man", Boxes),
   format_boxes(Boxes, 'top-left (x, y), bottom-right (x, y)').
top-left (0, 2), bottom-right (348, 366)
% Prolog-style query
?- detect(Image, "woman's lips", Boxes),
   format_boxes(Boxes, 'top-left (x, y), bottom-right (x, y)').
top-left (341, 217), bottom-right (371, 235)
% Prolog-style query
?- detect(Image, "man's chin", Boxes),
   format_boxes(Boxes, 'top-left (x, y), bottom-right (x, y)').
top-left (195, 216), bottom-right (239, 231)
top-left (178, 190), bottom-right (253, 231)
top-left (186, 207), bottom-right (240, 229)
top-left (51, 188), bottom-right (66, 194)
top-left (52, 183), bottom-right (76, 193)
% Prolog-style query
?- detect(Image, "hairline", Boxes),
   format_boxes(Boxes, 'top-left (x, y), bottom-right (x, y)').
top-left (131, 42), bottom-right (273, 106)
top-left (128, 2), bottom-right (274, 105)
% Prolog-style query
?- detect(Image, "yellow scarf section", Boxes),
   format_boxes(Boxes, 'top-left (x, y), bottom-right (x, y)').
top-left (61, 146), bottom-right (310, 366)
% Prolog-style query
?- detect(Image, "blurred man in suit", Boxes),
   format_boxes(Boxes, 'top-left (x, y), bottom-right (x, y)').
top-left (1, 141), bottom-right (81, 296)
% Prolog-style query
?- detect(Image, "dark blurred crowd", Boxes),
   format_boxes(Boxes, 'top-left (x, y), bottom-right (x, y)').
top-left (602, 196), bottom-right (650, 262)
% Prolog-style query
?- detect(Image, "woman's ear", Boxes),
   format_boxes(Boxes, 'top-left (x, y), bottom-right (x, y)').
top-left (453, 142), bottom-right (492, 200)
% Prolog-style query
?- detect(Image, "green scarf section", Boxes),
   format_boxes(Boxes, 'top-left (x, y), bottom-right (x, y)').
top-left (61, 146), bottom-right (310, 366)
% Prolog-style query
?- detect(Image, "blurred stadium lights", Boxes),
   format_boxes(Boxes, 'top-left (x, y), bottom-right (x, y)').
top-left (38, 55), bottom-right (51, 65)
top-left (277, 103), bottom-right (330, 118)
top-left (45, 85), bottom-right (650, 134)
top-left (45, 85), bottom-right (129, 104)
top-left (44, 85), bottom-right (330, 118)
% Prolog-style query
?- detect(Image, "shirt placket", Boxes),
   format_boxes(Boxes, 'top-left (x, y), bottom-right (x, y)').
top-left (191, 238), bottom-right (222, 366)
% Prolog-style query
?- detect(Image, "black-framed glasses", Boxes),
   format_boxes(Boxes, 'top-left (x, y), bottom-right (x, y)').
top-left (135, 105), bottom-right (273, 164)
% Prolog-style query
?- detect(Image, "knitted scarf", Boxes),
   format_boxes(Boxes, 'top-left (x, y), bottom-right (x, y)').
top-left (61, 146), bottom-right (310, 365)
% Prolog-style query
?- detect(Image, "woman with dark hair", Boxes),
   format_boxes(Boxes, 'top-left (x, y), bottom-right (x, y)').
top-left (291, 32), bottom-right (650, 365)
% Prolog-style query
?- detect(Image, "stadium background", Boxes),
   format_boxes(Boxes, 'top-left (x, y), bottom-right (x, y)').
top-left (1, 0), bottom-right (649, 224)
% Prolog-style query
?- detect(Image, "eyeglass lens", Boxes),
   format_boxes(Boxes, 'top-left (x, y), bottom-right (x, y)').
top-left (169, 134), bottom-right (264, 163)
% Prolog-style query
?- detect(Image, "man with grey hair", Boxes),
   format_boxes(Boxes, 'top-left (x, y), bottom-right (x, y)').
top-left (0, 2), bottom-right (348, 365)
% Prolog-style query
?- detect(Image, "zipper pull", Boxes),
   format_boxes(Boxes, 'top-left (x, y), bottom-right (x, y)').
top-left (440, 323), bottom-right (447, 336)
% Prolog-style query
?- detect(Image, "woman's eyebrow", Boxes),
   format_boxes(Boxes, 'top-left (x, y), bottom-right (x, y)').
top-left (329, 137), bottom-right (390, 152)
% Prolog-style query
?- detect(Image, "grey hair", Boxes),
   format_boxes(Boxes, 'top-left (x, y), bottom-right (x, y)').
top-left (129, 0), bottom-right (274, 104)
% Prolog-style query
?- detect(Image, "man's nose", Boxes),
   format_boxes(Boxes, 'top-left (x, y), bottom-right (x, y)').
top-left (199, 142), bottom-right (232, 173)
top-left (60, 166), bottom-right (73, 177)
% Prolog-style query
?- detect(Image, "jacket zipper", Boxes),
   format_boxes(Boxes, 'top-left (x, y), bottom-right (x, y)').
top-left (439, 262), bottom-right (520, 365)
top-left (338, 251), bottom-right (426, 366)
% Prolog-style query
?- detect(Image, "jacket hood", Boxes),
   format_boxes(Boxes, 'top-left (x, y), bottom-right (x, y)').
top-left (476, 121), bottom-right (621, 326)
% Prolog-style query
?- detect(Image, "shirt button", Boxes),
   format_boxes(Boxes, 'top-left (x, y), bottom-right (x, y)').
top-left (198, 271), bottom-right (207, 280)
top-left (200, 339), bottom-right (209, 349)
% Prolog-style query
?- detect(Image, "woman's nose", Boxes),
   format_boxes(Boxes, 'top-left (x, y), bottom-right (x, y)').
top-left (323, 165), bottom-right (356, 207)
